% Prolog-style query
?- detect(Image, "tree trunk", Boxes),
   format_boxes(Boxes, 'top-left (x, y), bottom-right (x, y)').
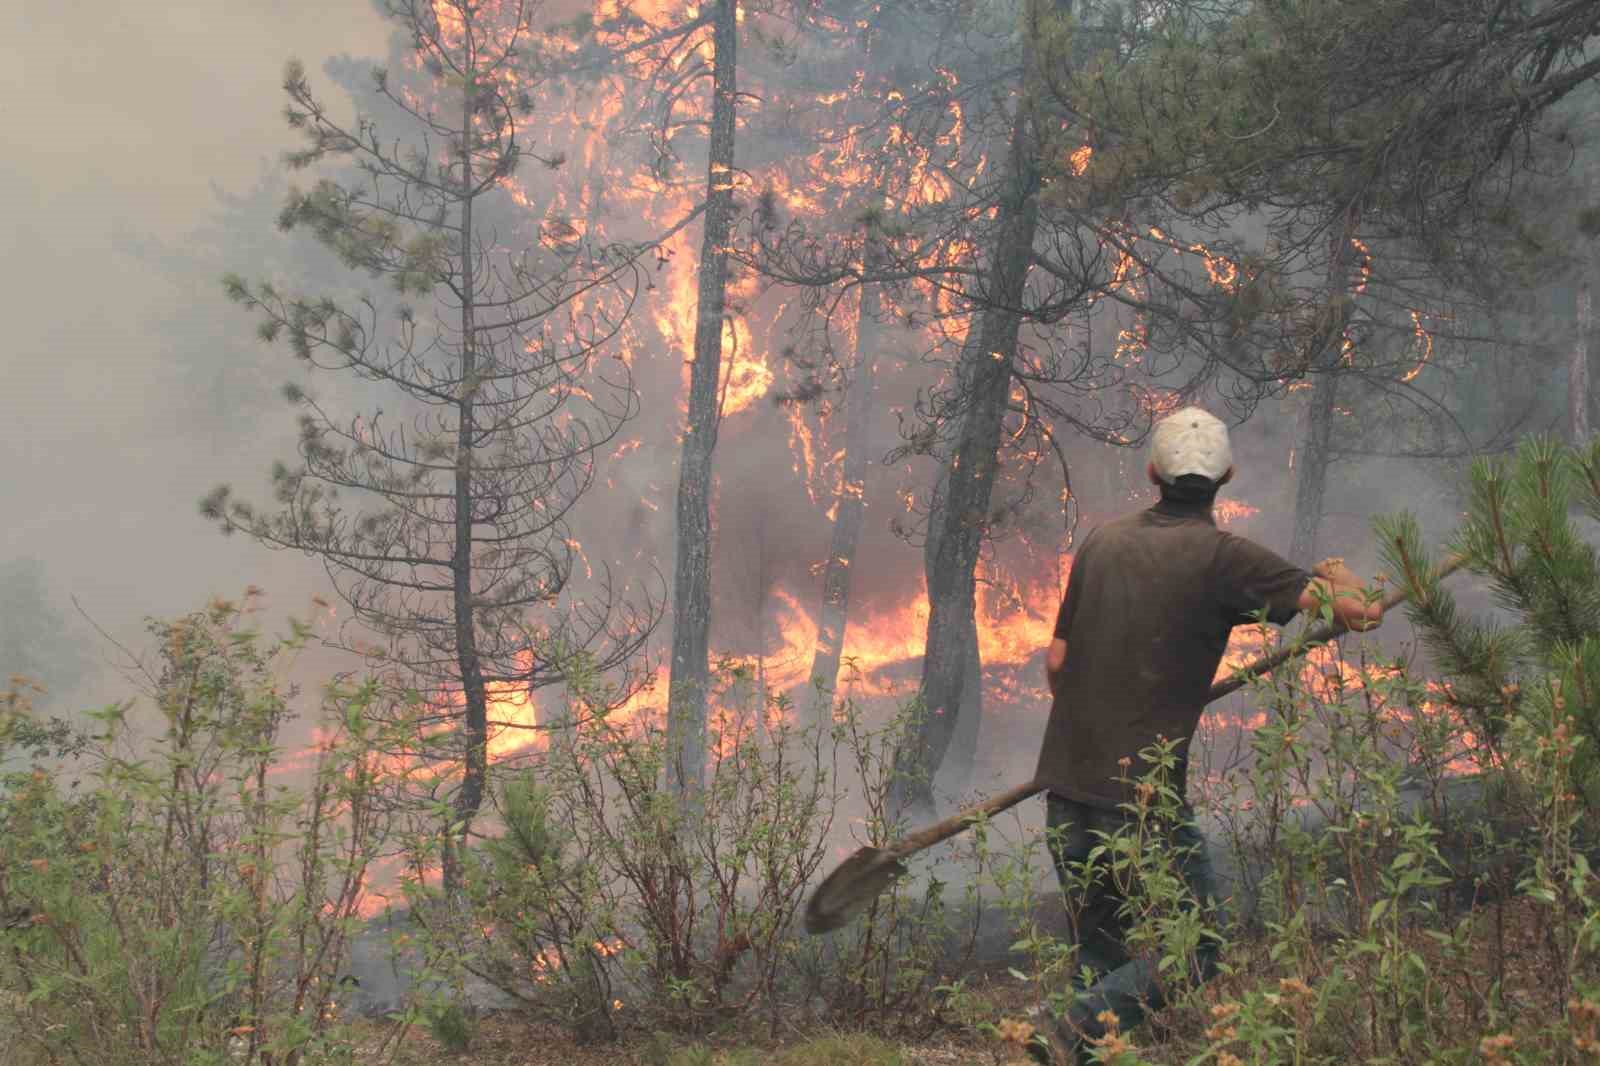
top-left (1289, 372), bottom-right (1337, 563)
top-left (909, 461), bottom-right (988, 798)
top-left (1289, 209), bottom-right (1363, 565)
top-left (805, 2), bottom-right (900, 715)
top-left (1574, 273), bottom-right (1592, 443)
top-left (807, 247), bottom-right (881, 713)
top-left (450, 56), bottom-right (489, 885)
top-left (941, 604), bottom-right (983, 795)
top-left (750, 505), bottom-right (772, 737)
top-left (667, 0), bottom-right (737, 795)
top-left (893, 108), bottom-right (1041, 815)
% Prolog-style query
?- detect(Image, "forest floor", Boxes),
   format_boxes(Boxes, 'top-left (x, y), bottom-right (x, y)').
top-left (352, 1018), bottom-right (1027, 1065)
top-left (348, 969), bottom-right (1039, 1066)
top-left (347, 897), bottom-right (1565, 1066)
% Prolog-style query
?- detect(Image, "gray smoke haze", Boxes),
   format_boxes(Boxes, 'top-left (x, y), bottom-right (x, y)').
top-left (3, 2), bottom-right (390, 703)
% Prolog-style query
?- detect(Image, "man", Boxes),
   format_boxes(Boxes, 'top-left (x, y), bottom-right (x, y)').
top-left (1027, 407), bottom-right (1382, 1065)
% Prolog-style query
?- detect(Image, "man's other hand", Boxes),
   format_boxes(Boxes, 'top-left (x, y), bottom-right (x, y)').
top-left (1045, 637), bottom-right (1068, 694)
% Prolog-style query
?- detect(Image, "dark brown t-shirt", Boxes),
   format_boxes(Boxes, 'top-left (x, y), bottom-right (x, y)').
top-left (1033, 498), bottom-right (1311, 808)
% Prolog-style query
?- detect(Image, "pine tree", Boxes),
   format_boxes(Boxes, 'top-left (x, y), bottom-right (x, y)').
top-left (1059, 0), bottom-right (1600, 559)
top-left (1379, 436), bottom-right (1600, 785)
top-left (202, 0), bottom-right (659, 875)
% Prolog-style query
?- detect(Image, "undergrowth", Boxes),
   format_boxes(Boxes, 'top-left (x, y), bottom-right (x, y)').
top-left (10, 438), bottom-right (1600, 1065)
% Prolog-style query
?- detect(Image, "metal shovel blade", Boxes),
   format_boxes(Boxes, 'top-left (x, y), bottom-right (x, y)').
top-left (803, 846), bottom-right (908, 934)
top-left (803, 780), bottom-right (1042, 936)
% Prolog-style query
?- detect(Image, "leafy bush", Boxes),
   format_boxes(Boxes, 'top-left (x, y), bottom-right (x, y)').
top-left (787, 690), bottom-right (989, 1029)
top-left (30, 439), bottom-right (1600, 1064)
top-left (403, 657), bottom-right (987, 1042)
top-left (0, 594), bottom-right (404, 1066)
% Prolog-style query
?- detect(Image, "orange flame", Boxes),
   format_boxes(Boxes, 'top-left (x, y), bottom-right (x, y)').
top-left (1212, 499), bottom-right (1260, 525)
top-left (1402, 309), bottom-right (1433, 382)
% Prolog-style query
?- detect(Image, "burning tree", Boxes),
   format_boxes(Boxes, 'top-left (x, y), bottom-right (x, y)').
top-left (203, 0), bottom-right (662, 869)
top-left (566, 0), bottom-right (893, 789)
top-left (736, 3), bottom-right (927, 711)
top-left (741, 1), bottom-right (1053, 807)
top-left (666, 0), bottom-right (740, 794)
top-left (890, 23), bottom-right (1048, 811)
top-left (802, 228), bottom-right (887, 709)
top-left (749, 0), bottom-right (1254, 808)
top-left (521, 0), bottom-right (776, 793)
top-left (1054, 0), bottom-right (1600, 558)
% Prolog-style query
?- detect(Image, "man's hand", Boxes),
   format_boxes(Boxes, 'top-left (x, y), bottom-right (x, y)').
top-left (1302, 556), bottom-right (1384, 631)
top-left (1313, 556), bottom-right (1359, 583)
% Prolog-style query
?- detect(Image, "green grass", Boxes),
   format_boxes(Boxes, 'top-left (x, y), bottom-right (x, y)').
top-left (664, 1033), bottom-right (905, 1066)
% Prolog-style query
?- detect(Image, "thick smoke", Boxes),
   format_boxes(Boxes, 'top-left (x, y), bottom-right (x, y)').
top-left (2, 3), bottom-right (391, 716)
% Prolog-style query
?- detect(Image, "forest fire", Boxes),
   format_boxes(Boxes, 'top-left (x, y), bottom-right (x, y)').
top-left (17, 0), bottom-right (1600, 1057)
top-left (368, 0), bottom-right (1095, 778)
top-left (475, 551), bottom-right (1069, 755)
top-left (182, 0), bottom-right (1523, 942)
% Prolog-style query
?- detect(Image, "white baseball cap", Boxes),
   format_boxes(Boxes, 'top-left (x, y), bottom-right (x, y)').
top-left (1150, 406), bottom-right (1232, 482)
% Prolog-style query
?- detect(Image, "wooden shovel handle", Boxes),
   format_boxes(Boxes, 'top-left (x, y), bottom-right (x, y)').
top-left (886, 779), bottom-right (1044, 860)
top-left (881, 553), bottom-right (1468, 860)
top-left (1206, 553), bottom-right (1466, 701)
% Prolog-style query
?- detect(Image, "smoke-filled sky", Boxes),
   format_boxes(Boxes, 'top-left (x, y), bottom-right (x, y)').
top-left (3, 2), bottom-right (391, 689)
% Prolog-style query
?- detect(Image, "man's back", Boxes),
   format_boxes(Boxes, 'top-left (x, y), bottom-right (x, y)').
top-left (1022, 405), bottom-right (1380, 1064)
top-left (1034, 498), bottom-right (1308, 807)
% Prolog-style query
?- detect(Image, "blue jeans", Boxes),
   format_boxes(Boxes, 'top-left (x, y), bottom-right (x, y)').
top-left (1044, 794), bottom-right (1223, 1040)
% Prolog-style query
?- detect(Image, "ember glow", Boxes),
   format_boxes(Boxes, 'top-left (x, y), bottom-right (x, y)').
top-left (1133, 385), bottom-right (1184, 421)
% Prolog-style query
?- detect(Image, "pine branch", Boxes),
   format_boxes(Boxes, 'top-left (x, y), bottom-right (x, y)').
top-left (1377, 512), bottom-right (1522, 744)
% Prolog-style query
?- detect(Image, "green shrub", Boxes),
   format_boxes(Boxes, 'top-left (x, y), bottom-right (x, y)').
top-left (402, 656), bottom-right (984, 1042)
top-left (787, 689), bottom-right (989, 1029)
top-left (0, 594), bottom-right (404, 1066)
top-left (422, 1000), bottom-right (474, 1053)
top-left (769, 1032), bottom-right (904, 1065)
top-left (1381, 435), bottom-right (1600, 797)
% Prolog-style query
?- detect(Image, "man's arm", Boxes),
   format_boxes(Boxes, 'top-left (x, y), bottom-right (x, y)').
top-left (1045, 638), bottom-right (1068, 694)
top-left (1298, 556), bottom-right (1384, 631)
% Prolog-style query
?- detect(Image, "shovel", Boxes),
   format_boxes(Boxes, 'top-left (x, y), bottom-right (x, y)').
top-left (802, 554), bottom-right (1465, 934)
